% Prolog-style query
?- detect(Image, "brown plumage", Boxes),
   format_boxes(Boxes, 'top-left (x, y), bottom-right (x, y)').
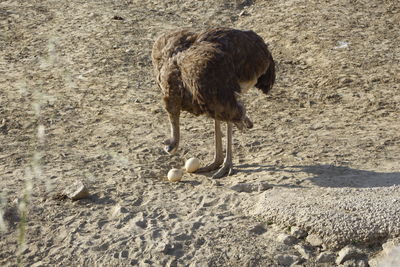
top-left (152, 28), bottom-right (275, 178)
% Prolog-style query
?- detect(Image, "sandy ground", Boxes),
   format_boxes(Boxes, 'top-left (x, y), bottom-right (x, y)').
top-left (1, 0), bottom-right (400, 266)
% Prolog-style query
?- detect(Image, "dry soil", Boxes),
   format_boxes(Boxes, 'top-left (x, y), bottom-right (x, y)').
top-left (1, 0), bottom-right (399, 266)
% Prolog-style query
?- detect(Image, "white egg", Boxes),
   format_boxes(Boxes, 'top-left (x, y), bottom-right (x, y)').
top-left (167, 168), bottom-right (183, 182)
top-left (185, 157), bottom-right (200, 173)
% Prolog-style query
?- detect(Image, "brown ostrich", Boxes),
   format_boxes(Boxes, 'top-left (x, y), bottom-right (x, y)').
top-left (152, 28), bottom-right (275, 178)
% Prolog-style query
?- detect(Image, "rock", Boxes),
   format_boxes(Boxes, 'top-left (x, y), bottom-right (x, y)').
top-left (294, 244), bottom-right (313, 260)
top-left (277, 233), bottom-right (298, 246)
top-left (316, 251), bottom-right (336, 263)
top-left (290, 226), bottom-right (307, 239)
top-left (336, 245), bottom-right (366, 265)
top-left (275, 254), bottom-right (299, 266)
top-left (62, 180), bottom-right (90, 200)
top-left (306, 234), bottom-right (323, 247)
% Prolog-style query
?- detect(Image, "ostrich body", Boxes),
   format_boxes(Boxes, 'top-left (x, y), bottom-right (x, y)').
top-left (152, 28), bottom-right (275, 178)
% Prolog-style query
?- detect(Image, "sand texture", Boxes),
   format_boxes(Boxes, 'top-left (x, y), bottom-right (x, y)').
top-left (1, 0), bottom-right (399, 266)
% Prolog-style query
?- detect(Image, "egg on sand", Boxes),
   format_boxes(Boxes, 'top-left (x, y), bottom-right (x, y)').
top-left (167, 168), bottom-right (183, 182)
top-left (185, 157), bottom-right (200, 173)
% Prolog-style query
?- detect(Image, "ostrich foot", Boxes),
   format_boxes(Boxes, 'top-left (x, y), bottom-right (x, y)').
top-left (212, 162), bottom-right (234, 179)
top-left (196, 159), bottom-right (223, 173)
top-left (162, 138), bottom-right (178, 154)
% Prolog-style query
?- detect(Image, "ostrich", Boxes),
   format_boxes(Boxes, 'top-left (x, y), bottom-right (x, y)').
top-left (152, 28), bottom-right (275, 178)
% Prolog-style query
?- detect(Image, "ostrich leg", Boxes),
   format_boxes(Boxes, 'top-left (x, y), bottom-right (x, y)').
top-left (212, 122), bottom-right (234, 179)
top-left (196, 120), bottom-right (224, 173)
top-left (163, 112), bottom-right (180, 154)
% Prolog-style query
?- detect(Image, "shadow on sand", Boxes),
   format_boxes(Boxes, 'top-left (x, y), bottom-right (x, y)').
top-left (237, 164), bottom-right (400, 188)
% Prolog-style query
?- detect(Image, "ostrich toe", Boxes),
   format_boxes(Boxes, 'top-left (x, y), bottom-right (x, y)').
top-left (196, 159), bottom-right (224, 173)
top-left (212, 161), bottom-right (235, 179)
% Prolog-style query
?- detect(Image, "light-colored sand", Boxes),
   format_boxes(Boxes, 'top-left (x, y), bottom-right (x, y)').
top-left (1, 0), bottom-right (399, 266)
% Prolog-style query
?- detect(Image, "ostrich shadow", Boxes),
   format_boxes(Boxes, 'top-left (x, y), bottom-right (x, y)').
top-left (237, 163), bottom-right (400, 188)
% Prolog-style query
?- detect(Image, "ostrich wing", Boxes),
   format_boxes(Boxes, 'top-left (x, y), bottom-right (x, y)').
top-left (176, 43), bottom-right (244, 124)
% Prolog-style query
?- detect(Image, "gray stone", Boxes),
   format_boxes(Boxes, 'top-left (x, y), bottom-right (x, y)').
top-left (336, 245), bottom-right (366, 265)
top-left (62, 180), bottom-right (90, 200)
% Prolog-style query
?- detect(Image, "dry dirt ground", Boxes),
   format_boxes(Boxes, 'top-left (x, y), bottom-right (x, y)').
top-left (1, 0), bottom-right (400, 266)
